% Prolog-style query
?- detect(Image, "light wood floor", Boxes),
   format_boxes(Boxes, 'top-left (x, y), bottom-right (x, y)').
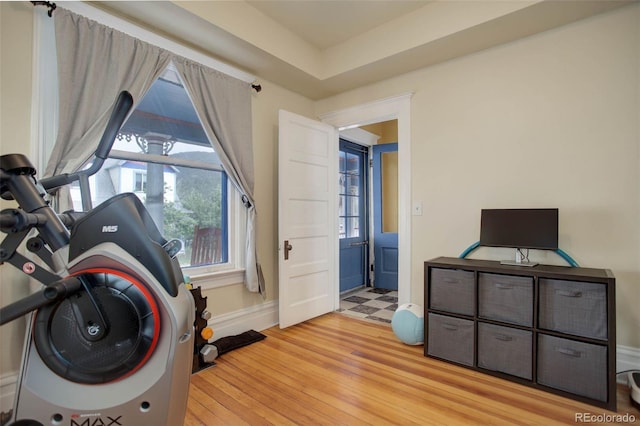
top-left (186, 313), bottom-right (639, 425)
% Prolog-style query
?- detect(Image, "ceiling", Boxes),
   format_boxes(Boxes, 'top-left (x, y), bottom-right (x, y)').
top-left (245, 1), bottom-right (432, 50)
top-left (96, 0), bottom-right (633, 100)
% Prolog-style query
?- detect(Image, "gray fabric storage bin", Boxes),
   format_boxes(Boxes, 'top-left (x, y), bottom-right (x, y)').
top-left (539, 279), bottom-right (607, 340)
top-left (479, 273), bottom-right (533, 326)
top-left (537, 334), bottom-right (607, 402)
top-left (430, 268), bottom-right (475, 315)
top-left (427, 313), bottom-right (474, 366)
top-left (478, 323), bottom-right (532, 379)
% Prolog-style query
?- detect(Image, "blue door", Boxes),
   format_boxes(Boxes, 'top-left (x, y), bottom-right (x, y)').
top-left (339, 140), bottom-right (369, 293)
top-left (373, 143), bottom-right (398, 290)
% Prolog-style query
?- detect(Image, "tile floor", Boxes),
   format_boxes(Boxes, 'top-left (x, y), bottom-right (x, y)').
top-left (337, 287), bottom-right (398, 324)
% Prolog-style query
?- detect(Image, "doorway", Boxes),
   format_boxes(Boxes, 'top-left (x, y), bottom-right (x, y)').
top-left (320, 93), bottom-right (411, 313)
top-left (338, 122), bottom-right (399, 323)
top-left (278, 92), bottom-right (411, 329)
top-left (278, 93), bottom-right (412, 328)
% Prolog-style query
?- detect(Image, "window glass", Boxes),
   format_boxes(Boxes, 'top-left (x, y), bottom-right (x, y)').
top-left (70, 66), bottom-right (229, 268)
top-left (339, 151), bottom-right (346, 173)
top-left (338, 142), bottom-right (366, 240)
top-left (133, 171), bottom-right (147, 193)
top-left (346, 153), bottom-right (359, 175)
top-left (347, 217), bottom-right (359, 238)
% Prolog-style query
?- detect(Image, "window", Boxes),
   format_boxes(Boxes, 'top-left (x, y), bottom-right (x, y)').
top-left (70, 65), bottom-right (240, 271)
top-left (133, 171), bottom-right (146, 193)
top-left (338, 141), bottom-right (367, 239)
top-left (34, 5), bottom-right (250, 287)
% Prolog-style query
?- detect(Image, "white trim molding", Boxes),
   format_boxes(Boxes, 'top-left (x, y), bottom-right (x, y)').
top-left (339, 128), bottom-right (380, 147)
top-left (617, 344), bottom-right (640, 384)
top-left (209, 300), bottom-right (279, 340)
top-left (1, 372), bottom-right (17, 414)
top-left (189, 269), bottom-right (246, 290)
top-left (319, 92), bottom-right (414, 128)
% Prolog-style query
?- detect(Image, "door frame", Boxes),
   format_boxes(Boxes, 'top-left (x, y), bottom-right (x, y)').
top-left (320, 92), bottom-right (412, 308)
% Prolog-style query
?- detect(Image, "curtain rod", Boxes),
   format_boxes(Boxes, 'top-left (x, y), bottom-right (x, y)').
top-left (30, 1), bottom-right (262, 93)
top-left (31, 1), bottom-right (262, 93)
top-left (61, 2), bottom-right (259, 87)
top-left (31, 1), bottom-right (56, 17)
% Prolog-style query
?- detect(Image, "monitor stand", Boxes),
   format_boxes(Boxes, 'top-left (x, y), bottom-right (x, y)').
top-left (500, 248), bottom-right (538, 267)
top-left (500, 260), bottom-right (538, 267)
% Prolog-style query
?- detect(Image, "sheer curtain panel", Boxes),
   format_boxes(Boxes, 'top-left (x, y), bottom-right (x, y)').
top-left (176, 59), bottom-right (264, 295)
top-left (47, 8), bottom-right (170, 179)
top-left (49, 8), bottom-right (263, 293)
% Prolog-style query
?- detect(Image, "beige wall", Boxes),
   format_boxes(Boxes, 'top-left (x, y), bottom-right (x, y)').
top-left (380, 151), bottom-right (399, 233)
top-left (317, 4), bottom-right (640, 348)
top-left (361, 119), bottom-right (398, 144)
top-left (0, 1), bottom-right (35, 378)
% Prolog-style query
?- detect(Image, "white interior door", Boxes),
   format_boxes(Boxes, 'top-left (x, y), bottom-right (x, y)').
top-left (278, 110), bottom-right (338, 328)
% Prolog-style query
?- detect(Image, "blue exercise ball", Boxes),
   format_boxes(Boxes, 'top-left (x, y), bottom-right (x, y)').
top-left (391, 303), bottom-right (424, 345)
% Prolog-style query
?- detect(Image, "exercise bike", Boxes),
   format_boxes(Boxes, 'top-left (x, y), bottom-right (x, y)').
top-left (0, 91), bottom-right (194, 426)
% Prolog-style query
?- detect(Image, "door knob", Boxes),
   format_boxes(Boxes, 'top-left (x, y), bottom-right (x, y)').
top-left (284, 240), bottom-right (293, 260)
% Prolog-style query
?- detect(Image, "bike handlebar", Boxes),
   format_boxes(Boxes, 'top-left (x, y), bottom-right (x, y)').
top-left (95, 91), bottom-right (133, 160)
top-left (39, 91), bottom-right (134, 192)
top-left (0, 276), bottom-right (83, 326)
top-left (0, 209), bottom-right (83, 232)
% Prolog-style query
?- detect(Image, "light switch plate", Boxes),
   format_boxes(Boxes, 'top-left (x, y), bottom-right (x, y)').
top-left (412, 201), bottom-right (423, 216)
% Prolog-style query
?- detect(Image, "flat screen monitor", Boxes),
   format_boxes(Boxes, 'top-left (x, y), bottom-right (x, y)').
top-left (480, 208), bottom-right (559, 250)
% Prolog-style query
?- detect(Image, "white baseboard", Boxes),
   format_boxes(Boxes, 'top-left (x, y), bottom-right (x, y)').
top-left (617, 344), bottom-right (640, 384)
top-left (1, 372), bottom-right (17, 414)
top-left (208, 300), bottom-right (279, 339)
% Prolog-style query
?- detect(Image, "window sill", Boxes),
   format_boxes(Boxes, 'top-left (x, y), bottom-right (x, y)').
top-left (186, 268), bottom-right (245, 290)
